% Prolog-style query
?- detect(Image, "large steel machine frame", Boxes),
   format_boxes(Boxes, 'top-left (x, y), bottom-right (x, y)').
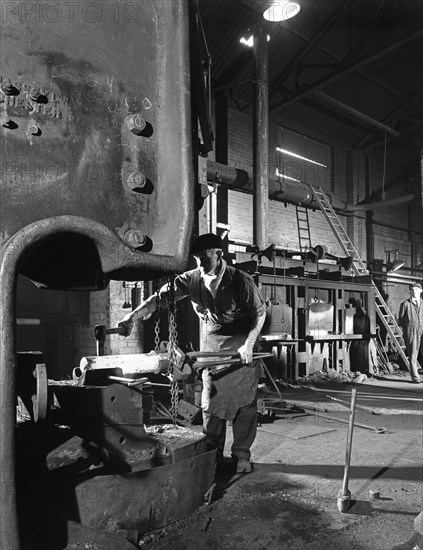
top-left (0, 1), bottom-right (195, 547)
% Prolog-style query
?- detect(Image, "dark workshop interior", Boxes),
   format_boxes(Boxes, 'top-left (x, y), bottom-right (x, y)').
top-left (1, 1), bottom-right (422, 549)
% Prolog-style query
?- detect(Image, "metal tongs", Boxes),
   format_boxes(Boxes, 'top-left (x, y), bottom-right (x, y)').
top-left (186, 351), bottom-right (273, 368)
top-left (172, 349), bottom-right (273, 380)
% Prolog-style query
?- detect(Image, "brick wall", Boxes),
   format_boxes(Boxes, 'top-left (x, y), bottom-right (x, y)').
top-left (219, 102), bottom-right (413, 282)
top-left (108, 280), bottom-right (145, 355)
top-left (75, 288), bottom-right (109, 360)
top-left (224, 105), bottom-right (358, 260)
top-left (74, 280), bottom-right (146, 367)
top-left (227, 190), bottom-right (347, 256)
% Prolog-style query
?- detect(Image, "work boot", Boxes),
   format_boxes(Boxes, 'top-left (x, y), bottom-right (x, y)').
top-left (236, 458), bottom-right (253, 474)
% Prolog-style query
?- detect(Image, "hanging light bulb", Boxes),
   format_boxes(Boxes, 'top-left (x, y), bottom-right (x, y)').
top-left (263, 1), bottom-right (301, 22)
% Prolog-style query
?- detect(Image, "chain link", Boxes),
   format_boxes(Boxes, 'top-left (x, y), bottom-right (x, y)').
top-left (167, 275), bottom-right (179, 424)
top-left (154, 289), bottom-right (161, 352)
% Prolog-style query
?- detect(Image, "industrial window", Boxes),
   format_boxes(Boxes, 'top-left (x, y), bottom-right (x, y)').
top-left (276, 127), bottom-right (333, 192)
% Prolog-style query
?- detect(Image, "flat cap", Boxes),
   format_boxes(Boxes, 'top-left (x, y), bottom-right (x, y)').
top-left (190, 233), bottom-right (223, 255)
top-left (409, 281), bottom-right (422, 290)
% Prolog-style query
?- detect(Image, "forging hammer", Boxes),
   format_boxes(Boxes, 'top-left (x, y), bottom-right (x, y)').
top-left (94, 325), bottom-right (126, 356)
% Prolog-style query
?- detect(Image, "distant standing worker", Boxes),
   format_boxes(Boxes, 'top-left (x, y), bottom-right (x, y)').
top-left (398, 282), bottom-right (423, 384)
top-left (118, 233), bottom-right (266, 473)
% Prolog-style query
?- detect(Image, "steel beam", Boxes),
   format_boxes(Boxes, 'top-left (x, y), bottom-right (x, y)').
top-left (314, 91), bottom-right (400, 137)
top-left (235, 0), bottom-right (417, 104)
top-left (270, 2), bottom-right (350, 92)
top-left (270, 30), bottom-right (423, 113)
top-left (354, 91), bottom-right (422, 151)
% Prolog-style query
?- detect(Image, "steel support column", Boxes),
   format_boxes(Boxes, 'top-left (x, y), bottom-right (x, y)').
top-left (416, 151), bottom-right (423, 267)
top-left (253, 27), bottom-right (269, 249)
top-left (346, 151), bottom-right (356, 248)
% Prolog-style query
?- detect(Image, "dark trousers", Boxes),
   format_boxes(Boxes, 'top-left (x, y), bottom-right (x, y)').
top-left (202, 399), bottom-right (257, 461)
top-left (404, 330), bottom-right (423, 381)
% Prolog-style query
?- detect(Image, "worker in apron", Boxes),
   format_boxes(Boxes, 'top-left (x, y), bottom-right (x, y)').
top-left (398, 281), bottom-right (423, 384)
top-left (118, 233), bottom-right (266, 473)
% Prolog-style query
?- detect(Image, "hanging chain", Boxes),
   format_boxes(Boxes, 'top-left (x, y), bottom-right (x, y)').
top-left (154, 288), bottom-right (161, 352)
top-left (270, 248), bottom-right (277, 304)
top-left (167, 274), bottom-right (179, 424)
top-left (280, 250), bottom-right (285, 324)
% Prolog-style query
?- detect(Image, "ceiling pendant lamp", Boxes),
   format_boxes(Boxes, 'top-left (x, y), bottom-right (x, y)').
top-left (263, 1), bottom-right (301, 22)
top-left (386, 250), bottom-right (405, 273)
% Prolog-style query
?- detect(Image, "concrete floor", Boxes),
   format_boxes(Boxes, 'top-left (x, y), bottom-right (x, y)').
top-left (138, 375), bottom-right (423, 550)
top-left (18, 374), bottom-right (421, 549)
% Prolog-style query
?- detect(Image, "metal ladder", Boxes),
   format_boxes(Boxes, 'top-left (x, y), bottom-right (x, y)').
top-left (307, 183), bottom-right (408, 366)
top-left (296, 205), bottom-right (312, 254)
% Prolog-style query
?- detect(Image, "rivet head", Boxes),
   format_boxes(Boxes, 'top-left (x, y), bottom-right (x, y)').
top-left (126, 171), bottom-right (146, 189)
top-left (125, 113), bottom-right (147, 135)
top-left (28, 89), bottom-right (48, 103)
top-left (1, 80), bottom-right (19, 96)
top-left (125, 230), bottom-right (147, 247)
top-left (28, 124), bottom-right (41, 136)
top-left (30, 88), bottom-right (40, 100)
top-left (2, 119), bottom-right (18, 129)
top-left (123, 230), bottom-right (153, 252)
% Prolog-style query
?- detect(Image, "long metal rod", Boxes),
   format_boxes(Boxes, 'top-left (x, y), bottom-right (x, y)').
top-left (187, 351), bottom-right (273, 359)
top-left (341, 389), bottom-right (357, 496)
top-left (324, 393), bottom-right (382, 415)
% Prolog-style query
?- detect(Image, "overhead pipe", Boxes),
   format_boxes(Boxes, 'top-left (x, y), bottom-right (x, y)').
top-left (206, 159), bottom-right (415, 214)
top-left (346, 194), bottom-right (414, 211)
top-left (372, 271), bottom-right (423, 285)
top-left (252, 27), bottom-right (269, 249)
top-left (314, 91), bottom-right (400, 137)
top-left (206, 160), bottom-right (348, 211)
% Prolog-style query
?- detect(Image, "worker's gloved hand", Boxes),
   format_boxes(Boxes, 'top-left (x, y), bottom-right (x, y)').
top-left (237, 341), bottom-right (254, 364)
